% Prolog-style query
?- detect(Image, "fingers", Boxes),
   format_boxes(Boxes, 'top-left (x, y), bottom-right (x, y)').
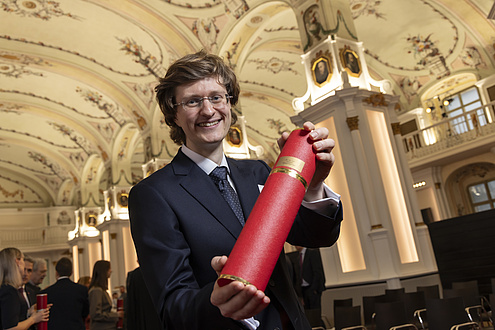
top-left (211, 281), bottom-right (270, 320)
top-left (277, 131), bottom-right (290, 150)
top-left (211, 255), bottom-right (228, 275)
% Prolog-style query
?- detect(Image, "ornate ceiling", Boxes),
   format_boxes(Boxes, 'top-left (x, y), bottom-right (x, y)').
top-left (1, 0), bottom-right (494, 209)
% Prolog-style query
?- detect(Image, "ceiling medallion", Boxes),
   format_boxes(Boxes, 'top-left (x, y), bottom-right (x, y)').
top-left (22, 1), bottom-right (37, 9)
top-left (250, 16), bottom-right (263, 24)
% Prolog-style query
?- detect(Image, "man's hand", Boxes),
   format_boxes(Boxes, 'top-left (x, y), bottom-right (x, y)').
top-left (277, 121), bottom-right (336, 202)
top-left (210, 256), bottom-right (270, 320)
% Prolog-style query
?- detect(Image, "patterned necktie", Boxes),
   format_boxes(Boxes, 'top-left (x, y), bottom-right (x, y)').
top-left (210, 166), bottom-right (245, 226)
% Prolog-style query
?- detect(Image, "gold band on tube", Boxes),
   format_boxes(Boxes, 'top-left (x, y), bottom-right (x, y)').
top-left (270, 167), bottom-right (308, 190)
top-left (218, 274), bottom-right (252, 286)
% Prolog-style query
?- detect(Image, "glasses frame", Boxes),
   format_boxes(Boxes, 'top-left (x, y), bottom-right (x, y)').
top-left (174, 94), bottom-right (233, 110)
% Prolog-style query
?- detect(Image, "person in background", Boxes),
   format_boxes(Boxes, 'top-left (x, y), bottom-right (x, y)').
top-left (287, 246), bottom-right (326, 327)
top-left (0, 247), bottom-right (49, 329)
top-left (78, 276), bottom-right (91, 289)
top-left (88, 260), bottom-right (122, 330)
top-left (124, 267), bottom-right (163, 330)
top-left (25, 258), bottom-right (46, 295)
top-left (129, 50), bottom-right (343, 329)
top-left (77, 276), bottom-right (91, 330)
top-left (40, 257), bottom-right (89, 330)
top-left (20, 256), bottom-right (34, 309)
top-left (118, 286), bottom-right (126, 301)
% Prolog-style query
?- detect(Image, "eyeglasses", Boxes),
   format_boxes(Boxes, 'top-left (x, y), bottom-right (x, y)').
top-left (174, 94), bottom-right (232, 110)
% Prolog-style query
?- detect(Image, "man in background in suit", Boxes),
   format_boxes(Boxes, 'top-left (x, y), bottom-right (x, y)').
top-left (287, 246), bottom-right (326, 327)
top-left (124, 266), bottom-right (163, 330)
top-left (26, 258), bottom-right (47, 295)
top-left (21, 255), bottom-right (36, 307)
top-left (40, 257), bottom-right (89, 330)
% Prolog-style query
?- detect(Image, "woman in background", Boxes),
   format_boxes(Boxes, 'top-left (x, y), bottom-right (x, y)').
top-left (88, 261), bottom-right (122, 330)
top-left (77, 276), bottom-right (91, 330)
top-left (0, 247), bottom-right (49, 330)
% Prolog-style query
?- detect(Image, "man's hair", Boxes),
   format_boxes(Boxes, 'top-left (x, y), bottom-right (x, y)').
top-left (33, 257), bottom-right (47, 272)
top-left (89, 260), bottom-right (111, 290)
top-left (55, 257), bottom-right (73, 277)
top-left (0, 247), bottom-right (23, 288)
top-left (155, 50), bottom-right (240, 145)
top-left (24, 255), bottom-right (34, 265)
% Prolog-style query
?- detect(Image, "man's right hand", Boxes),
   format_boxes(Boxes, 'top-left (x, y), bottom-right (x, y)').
top-left (210, 256), bottom-right (270, 320)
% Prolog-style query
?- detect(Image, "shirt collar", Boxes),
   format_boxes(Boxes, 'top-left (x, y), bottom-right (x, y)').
top-left (181, 144), bottom-right (229, 175)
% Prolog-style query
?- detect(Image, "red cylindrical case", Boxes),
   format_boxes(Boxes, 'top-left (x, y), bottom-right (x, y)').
top-left (218, 129), bottom-right (316, 291)
top-left (117, 298), bottom-right (124, 329)
top-left (37, 293), bottom-right (48, 330)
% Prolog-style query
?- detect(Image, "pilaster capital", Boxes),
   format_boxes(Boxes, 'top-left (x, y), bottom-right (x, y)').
top-left (391, 122), bottom-right (401, 135)
top-left (346, 116), bottom-right (359, 131)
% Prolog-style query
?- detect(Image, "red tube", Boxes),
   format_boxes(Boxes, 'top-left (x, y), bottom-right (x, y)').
top-left (218, 129), bottom-right (316, 291)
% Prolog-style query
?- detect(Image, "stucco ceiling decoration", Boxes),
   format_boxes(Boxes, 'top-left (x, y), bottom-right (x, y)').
top-left (0, 0), bottom-right (494, 209)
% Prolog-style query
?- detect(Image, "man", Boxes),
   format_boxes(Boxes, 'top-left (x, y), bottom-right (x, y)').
top-left (124, 267), bottom-right (163, 330)
top-left (287, 246), bottom-right (326, 327)
top-left (39, 257), bottom-right (89, 330)
top-left (26, 257), bottom-right (47, 295)
top-left (129, 50), bottom-right (343, 329)
top-left (21, 255), bottom-right (36, 307)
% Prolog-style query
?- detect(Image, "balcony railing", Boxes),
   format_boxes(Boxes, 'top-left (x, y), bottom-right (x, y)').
top-left (0, 225), bottom-right (73, 251)
top-left (401, 102), bottom-right (495, 162)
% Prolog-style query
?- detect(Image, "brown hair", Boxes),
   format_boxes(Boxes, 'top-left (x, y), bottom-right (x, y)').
top-left (89, 260), bottom-right (111, 290)
top-left (155, 50), bottom-right (240, 145)
top-left (0, 247), bottom-right (23, 288)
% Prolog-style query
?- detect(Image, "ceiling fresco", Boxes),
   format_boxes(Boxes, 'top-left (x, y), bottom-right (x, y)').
top-left (0, 0), bottom-right (494, 209)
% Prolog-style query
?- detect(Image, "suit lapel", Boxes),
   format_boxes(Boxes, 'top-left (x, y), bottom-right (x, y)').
top-left (228, 158), bottom-right (261, 222)
top-left (172, 150), bottom-right (243, 238)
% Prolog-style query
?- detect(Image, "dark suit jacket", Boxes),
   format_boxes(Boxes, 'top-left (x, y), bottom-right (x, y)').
top-left (40, 278), bottom-right (89, 330)
top-left (25, 282), bottom-right (39, 306)
top-left (288, 249), bottom-right (325, 295)
top-left (129, 149), bottom-right (343, 330)
top-left (124, 267), bottom-right (163, 330)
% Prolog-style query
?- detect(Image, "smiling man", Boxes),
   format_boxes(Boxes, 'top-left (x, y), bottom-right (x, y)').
top-left (129, 50), bottom-right (343, 330)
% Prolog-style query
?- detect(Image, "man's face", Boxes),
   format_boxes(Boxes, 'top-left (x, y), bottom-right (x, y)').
top-left (174, 77), bottom-right (232, 156)
top-left (23, 261), bottom-right (33, 284)
top-left (31, 263), bottom-right (47, 285)
top-left (318, 61), bottom-right (325, 74)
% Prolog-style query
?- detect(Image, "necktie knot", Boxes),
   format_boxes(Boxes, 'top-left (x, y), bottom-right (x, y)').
top-left (210, 166), bottom-right (228, 191)
top-left (209, 166), bottom-right (245, 225)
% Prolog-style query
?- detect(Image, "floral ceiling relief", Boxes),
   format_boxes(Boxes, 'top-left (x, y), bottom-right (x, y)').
top-left (117, 37), bottom-right (164, 78)
top-left (247, 57), bottom-right (300, 75)
top-left (349, 0), bottom-right (385, 19)
top-left (76, 87), bottom-right (127, 126)
top-left (0, 0), bottom-right (80, 20)
top-left (0, 174), bottom-right (43, 204)
top-left (406, 34), bottom-right (450, 79)
top-left (0, 102), bottom-right (24, 114)
top-left (48, 122), bottom-right (94, 156)
top-left (0, 51), bottom-right (50, 78)
top-left (193, 17), bottom-right (220, 53)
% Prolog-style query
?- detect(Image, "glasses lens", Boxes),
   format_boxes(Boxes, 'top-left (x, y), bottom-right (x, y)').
top-left (180, 94), bottom-right (230, 110)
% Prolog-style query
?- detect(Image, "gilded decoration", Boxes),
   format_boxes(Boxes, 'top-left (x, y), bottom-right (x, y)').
top-left (311, 51), bottom-right (332, 87)
top-left (346, 116), bottom-right (359, 131)
top-left (226, 126), bottom-right (242, 147)
top-left (391, 122), bottom-right (401, 135)
top-left (339, 46), bottom-right (361, 78)
top-left (117, 191), bottom-right (129, 208)
top-left (85, 211), bottom-right (98, 227)
top-left (363, 93), bottom-right (388, 107)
